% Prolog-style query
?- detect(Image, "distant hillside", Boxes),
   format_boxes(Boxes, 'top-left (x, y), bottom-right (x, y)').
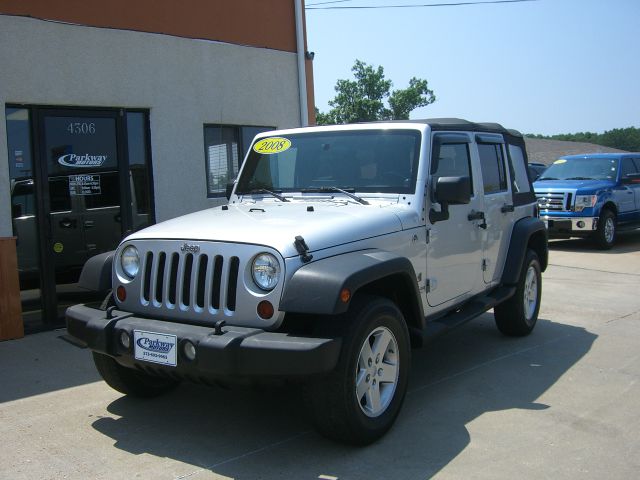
top-left (524, 138), bottom-right (628, 166)
top-left (528, 127), bottom-right (640, 152)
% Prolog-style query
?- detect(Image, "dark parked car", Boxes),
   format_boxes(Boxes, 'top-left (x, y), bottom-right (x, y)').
top-left (528, 162), bottom-right (547, 181)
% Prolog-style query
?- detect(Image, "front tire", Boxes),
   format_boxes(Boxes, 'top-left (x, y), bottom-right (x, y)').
top-left (304, 295), bottom-right (410, 445)
top-left (594, 209), bottom-right (616, 249)
top-left (92, 352), bottom-right (180, 398)
top-left (494, 249), bottom-right (541, 337)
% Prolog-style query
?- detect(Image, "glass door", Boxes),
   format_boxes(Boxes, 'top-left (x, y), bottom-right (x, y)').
top-left (37, 110), bottom-right (124, 323)
top-left (7, 106), bottom-right (154, 331)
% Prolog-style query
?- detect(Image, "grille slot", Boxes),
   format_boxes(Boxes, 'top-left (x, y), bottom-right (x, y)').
top-left (142, 252), bottom-right (153, 302)
top-left (196, 255), bottom-right (208, 309)
top-left (212, 255), bottom-right (223, 309)
top-left (227, 257), bottom-right (240, 312)
top-left (155, 252), bottom-right (166, 304)
top-left (168, 253), bottom-right (178, 305)
top-left (182, 253), bottom-right (194, 307)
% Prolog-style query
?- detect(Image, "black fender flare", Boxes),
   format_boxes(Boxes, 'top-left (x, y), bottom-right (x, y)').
top-left (279, 249), bottom-right (424, 322)
top-left (502, 217), bottom-right (548, 285)
top-left (78, 251), bottom-right (115, 292)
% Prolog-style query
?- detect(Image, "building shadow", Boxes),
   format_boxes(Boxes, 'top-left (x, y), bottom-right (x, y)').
top-left (0, 329), bottom-right (101, 403)
top-left (90, 315), bottom-right (596, 479)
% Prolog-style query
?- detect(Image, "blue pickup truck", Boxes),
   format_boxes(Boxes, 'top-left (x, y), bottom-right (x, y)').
top-left (533, 153), bottom-right (640, 249)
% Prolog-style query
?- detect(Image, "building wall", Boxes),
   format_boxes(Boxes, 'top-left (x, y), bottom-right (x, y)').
top-left (0, 14), bottom-right (302, 236)
top-left (0, 0), bottom-right (299, 52)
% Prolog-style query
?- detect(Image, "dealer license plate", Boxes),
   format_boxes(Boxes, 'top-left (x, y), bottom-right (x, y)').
top-left (133, 330), bottom-right (177, 367)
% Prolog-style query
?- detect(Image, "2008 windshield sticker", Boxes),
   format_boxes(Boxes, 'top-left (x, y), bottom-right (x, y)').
top-left (253, 137), bottom-right (291, 154)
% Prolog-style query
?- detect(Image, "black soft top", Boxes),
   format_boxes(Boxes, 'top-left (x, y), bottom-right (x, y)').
top-left (370, 118), bottom-right (523, 138)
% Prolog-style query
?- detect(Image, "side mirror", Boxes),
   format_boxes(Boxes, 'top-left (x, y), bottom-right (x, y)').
top-left (429, 176), bottom-right (471, 223)
top-left (434, 176), bottom-right (471, 205)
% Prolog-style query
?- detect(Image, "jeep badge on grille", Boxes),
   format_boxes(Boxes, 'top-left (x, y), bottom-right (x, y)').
top-left (180, 243), bottom-right (200, 253)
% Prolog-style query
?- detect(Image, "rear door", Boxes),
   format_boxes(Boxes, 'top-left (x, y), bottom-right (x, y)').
top-left (474, 134), bottom-right (513, 284)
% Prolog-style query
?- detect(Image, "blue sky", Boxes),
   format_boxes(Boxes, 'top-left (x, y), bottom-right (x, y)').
top-left (305, 0), bottom-right (639, 135)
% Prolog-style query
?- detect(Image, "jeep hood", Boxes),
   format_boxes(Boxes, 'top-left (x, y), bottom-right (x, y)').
top-left (126, 202), bottom-right (414, 258)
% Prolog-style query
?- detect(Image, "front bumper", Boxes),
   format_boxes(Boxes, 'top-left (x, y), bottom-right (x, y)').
top-left (66, 304), bottom-right (342, 378)
top-left (541, 215), bottom-right (598, 236)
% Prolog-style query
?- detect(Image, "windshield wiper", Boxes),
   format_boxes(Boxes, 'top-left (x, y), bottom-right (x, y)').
top-left (565, 177), bottom-right (594, 180)
top-left (246, 188), bottom-right (289, 202)
top-left (300, 187), bottom-right (369, 205)
top-left (538, 177), bottom-right (558, 181)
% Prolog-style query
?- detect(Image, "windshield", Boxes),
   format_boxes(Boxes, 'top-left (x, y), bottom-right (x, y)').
top-left (236, 130), bottom-right (421, 195)
top-left (539, 157), bottom-right (618, 181)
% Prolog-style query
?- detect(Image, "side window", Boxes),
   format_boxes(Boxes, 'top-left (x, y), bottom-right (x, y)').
top-left (433, 143), bottom-right (473, 195)
top-left (620, 158), bottom-right (638, 178)
top-left (478, 143), bottom-right (507, 194)
top-left (507, 144), bottom-right (531, 193)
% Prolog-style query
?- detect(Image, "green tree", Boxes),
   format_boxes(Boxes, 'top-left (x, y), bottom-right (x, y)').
top-left (316, 60), bottom-right (435, 125)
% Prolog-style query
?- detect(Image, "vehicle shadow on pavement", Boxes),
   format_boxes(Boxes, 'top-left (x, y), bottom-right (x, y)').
top-left (549, 229), bottom-right (640, 253)
top-left (90, 314), bottom-right (596, 479)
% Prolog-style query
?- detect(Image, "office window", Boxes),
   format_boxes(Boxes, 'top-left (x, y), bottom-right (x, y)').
top-left (204, 125), bottom-right (273, 197)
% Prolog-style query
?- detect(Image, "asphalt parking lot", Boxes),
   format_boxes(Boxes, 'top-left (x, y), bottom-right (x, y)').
top-left (1, 232), bottom-right (639, 480)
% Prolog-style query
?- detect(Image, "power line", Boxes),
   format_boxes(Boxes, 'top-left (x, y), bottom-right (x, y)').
top-left (306, 0), bottom-right (356, 6)
top-left (306, 0), bottom-right (538, 10)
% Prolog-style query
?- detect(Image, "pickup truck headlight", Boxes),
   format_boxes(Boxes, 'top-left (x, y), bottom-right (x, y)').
top-left (120, 245), bottom-right (140, 279)
top-left (252, 253), bottom-right (280, 291)
top-left (574, 195), bottom-right (597, 212)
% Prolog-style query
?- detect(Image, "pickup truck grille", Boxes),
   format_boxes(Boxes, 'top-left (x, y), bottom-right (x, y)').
top-left (535, 191), bottom-right (572, 212)
top-left (141, 250), bottom-right (239, 312)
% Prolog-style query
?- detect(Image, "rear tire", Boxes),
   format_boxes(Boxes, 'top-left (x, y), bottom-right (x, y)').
top-left (304, 295), bottom-right (410, 445)
top-left (494, 249), bottom-right (541, 337)
top-left (594, 209), bottom-right (616, 249)
top-left (92, 352), bottom-right (180, 398)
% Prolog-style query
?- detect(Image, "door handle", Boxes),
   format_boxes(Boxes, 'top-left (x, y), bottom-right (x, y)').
top-left (59, 218), bottom-right (77, 229)
top-left (84, 220), bottom-right (95, 228)
top-left (501, 204), bottom-right (515, 213)
top-left (468, 210), bottom-right (487, 229)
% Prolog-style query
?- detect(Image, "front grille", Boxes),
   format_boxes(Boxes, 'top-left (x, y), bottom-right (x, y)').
top-left (535, 191), bottom-right (572, 212)
top-left (116, 239), bottom-right (285, 328)
top-left (141, 250), bottom-right (239, 313)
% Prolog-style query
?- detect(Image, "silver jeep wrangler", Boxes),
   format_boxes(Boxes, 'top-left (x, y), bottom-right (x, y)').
top-left (67, 119), bottom-right (548, 445)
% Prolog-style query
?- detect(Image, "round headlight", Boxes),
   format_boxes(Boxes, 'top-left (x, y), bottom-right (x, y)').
top-left (252, 253), bottom-right (280, 291)
top-left (120, 245), bottom-right (140, 279)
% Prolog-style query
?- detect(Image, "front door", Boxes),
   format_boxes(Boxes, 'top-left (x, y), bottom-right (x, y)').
top-left (426, 135), bottom-right (484, 307)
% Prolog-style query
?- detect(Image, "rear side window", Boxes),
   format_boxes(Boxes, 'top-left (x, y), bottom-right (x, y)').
top-left (507, 144), bottom-right (532, 193)
top-left (478, 143), bottom-right (507, 194)
top-left (621, 157), bottom-right (639, 177)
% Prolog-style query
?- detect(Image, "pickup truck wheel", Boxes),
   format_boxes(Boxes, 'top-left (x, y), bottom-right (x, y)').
top-left (494, 249), bottom-right (541, 337)
top-left (304, 295), bottom-right (410, 445)
top-left (92, 352), bottom-right (180, 398)
top-left (594, 209), bottom-right (616, 249)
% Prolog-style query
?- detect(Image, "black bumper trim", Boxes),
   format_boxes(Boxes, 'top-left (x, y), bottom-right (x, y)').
top-left (66, 304), bottom-right (342, 378)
